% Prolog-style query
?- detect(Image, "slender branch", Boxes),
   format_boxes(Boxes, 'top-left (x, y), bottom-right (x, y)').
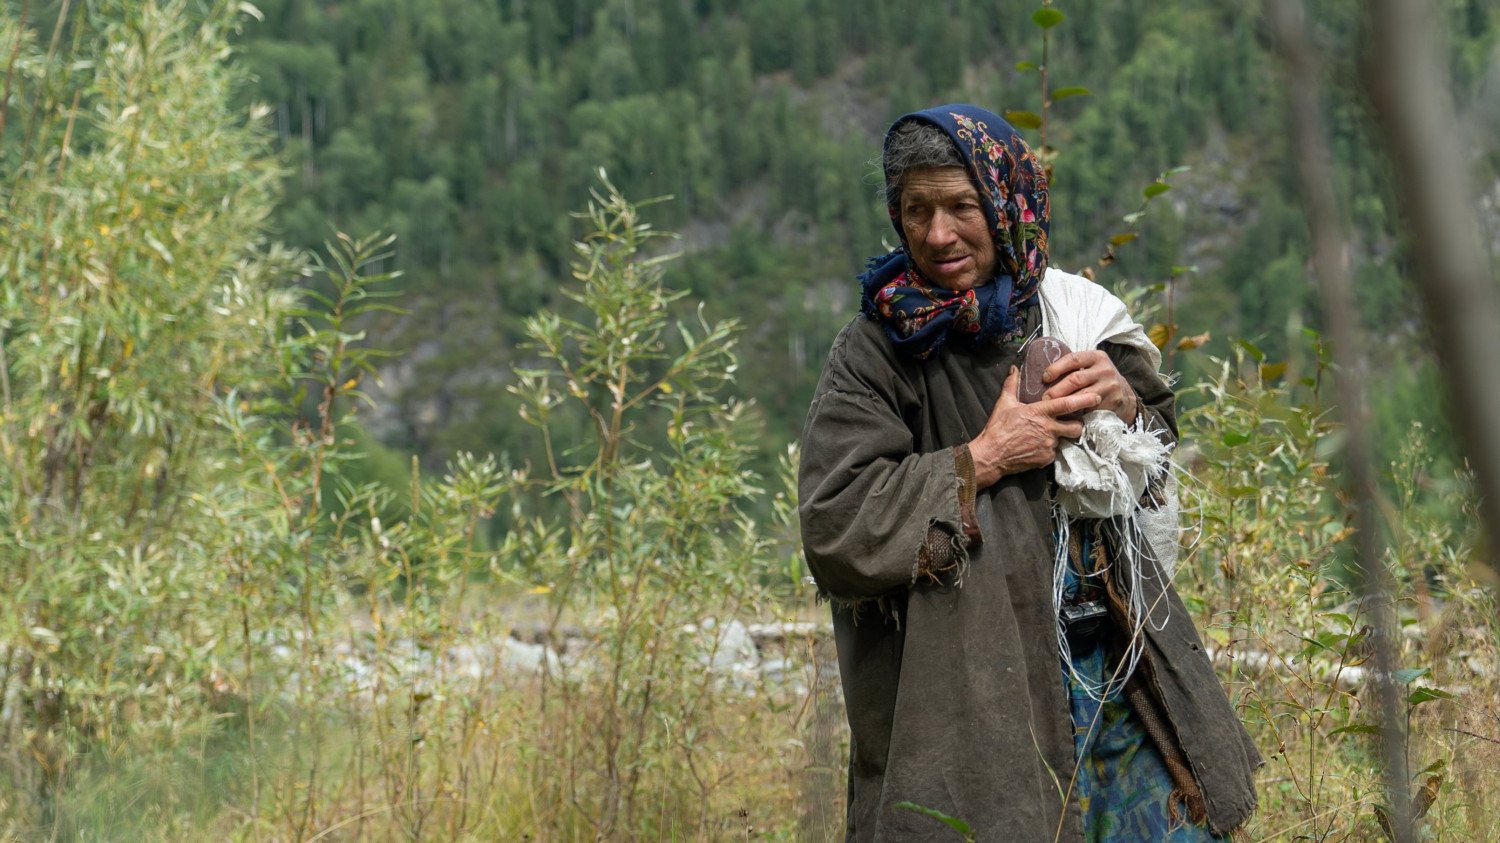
top-left (20, 0), bottom-right (73, 164)
top-left (0, 324), bottom-right (21, 501)
top-left (1443, 727), bottom-right (1500, 747)
top-left (35, 87), bottom-right (80, 324)
top-left (239, 547), bottom-right (261, 841)
top-left (1263, 3), bottom-right (1413, 841)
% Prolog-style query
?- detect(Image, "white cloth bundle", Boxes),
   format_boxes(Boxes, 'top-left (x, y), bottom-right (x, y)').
top-left (1038, 268), bottom-right (1180, 576)
top-left (1038, 268), bottom-right (1181, 701)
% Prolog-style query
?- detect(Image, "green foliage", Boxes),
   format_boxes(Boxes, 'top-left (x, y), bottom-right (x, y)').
top-left (0, 0), bottom-right (290, 790)
top-left (0, 6), bottom-right (526, 837)
top-left (503, 173), bottom-right (788, 837)
top-left (1176, 346), bottom-right (1493, 840)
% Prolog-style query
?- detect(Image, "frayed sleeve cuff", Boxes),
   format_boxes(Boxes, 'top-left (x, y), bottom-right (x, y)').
top-left (910, 446), bottom-right (983, 587)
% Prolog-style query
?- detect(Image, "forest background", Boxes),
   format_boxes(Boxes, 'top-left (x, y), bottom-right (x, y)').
top-left (2, 0), bottom-right (1499, 840)
top-left (227, 0), bottom-right (1498, 488)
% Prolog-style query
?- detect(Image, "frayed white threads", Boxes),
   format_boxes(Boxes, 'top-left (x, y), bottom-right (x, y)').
top-left (1053, 513), bottom-right (1175, 702)
top-left (1055, 409), bottom-right (1172, 519)
top-left (1038, 267), bottom-right (1183, 702)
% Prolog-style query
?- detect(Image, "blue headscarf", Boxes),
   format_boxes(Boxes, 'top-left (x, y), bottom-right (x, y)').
top-left (859, 104), bottom-right (1051, 360)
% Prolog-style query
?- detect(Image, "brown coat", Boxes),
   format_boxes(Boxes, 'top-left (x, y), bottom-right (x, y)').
top-left (798, 312), bottom-right (1261, 841)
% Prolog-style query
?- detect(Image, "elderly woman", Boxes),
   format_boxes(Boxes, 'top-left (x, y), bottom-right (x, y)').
top-left (798, 104), bottom-right (1260, 841)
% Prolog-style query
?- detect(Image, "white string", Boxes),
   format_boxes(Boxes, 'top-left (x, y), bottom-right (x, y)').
top-left (1033, 266), bottom-right (1184, 701)
top-left (1053, 413), bottom-right (1177, 703)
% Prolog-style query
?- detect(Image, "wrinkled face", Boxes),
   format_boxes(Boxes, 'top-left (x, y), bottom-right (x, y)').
top-left (898, 166), bottom-right (997, 293)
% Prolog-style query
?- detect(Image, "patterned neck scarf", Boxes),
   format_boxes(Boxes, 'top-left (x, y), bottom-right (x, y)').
top-left (860, 104), bottom-right (1051, 360)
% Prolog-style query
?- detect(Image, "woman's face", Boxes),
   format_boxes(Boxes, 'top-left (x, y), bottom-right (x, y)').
top-left (898, 166), bottom-right (997, 293)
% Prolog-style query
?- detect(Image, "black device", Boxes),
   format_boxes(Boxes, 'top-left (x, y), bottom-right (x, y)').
top-left (1061, 599), bottom-right (1108, 651)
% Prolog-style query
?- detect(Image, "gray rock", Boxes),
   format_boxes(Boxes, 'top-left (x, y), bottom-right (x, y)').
top-left (496, 637), bottom-right (561, 677)
top-left (685, 617), bottom-right (759, 672)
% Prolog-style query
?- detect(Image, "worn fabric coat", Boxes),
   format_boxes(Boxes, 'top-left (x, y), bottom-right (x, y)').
top-left (797, 299), bottom-right (1262, 841)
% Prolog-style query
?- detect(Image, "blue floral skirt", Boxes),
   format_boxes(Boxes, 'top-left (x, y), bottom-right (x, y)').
top-left (1065, 644), bottom-right (1222, 841)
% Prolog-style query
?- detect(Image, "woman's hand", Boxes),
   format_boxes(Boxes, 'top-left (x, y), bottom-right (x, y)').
top-left (1041, 349), bottom-right (1138, 424)
top-left (969, 367), bottom-right (1099, 489)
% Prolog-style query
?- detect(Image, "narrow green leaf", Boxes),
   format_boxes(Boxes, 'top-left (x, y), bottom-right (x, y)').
top-left (1015, 60), bottom-right (1038, 72)
top-left (1143, 181), bottom-right (1171, 199)
top-left (302, 288), bottom-right (337, 310)
top-left (1235, 339), bottom-right (1266, 362)
top-left (1293, 631), bottom-right (1345, 659)
top-left (1408, 687), bottom-right (1455, 706)
top-left (1221, 431), bottom-right (1251, 447)
top-left (1330, 723), bottom-right (1383, 736)
top-left (1109, 232), bottom-right (1138, 246)
top-left (1032, 7), bottom-right (1066, 29)
top-left (1051, 86), bottom-right (1090, 100)
top-left (344, 302), bottom-right (408, 319)
top-left (895, 802), bottom-right (974, 837)
top-left (1418, 758), bottom-right (1448, 775)
top-left (1004, 110), bottom-right (1043, 130)
top-left (1393, 667), bottom-right (1431, 685)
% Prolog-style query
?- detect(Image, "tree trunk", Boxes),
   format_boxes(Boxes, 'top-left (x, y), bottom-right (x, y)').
top-left (1264, 2), bottom-right (1415, 840)
top-left (1364, 0), bottom-right (1500, 577)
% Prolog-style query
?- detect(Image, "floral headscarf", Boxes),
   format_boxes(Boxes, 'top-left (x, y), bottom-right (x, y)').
top-left (860, 104), bottom-right (1051, 360)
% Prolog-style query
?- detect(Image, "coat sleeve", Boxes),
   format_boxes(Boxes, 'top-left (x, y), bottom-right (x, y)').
top-left (796, 344), bottom-right (977, 602)
top-left (1104, 340), bottom-right (1178, 444)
